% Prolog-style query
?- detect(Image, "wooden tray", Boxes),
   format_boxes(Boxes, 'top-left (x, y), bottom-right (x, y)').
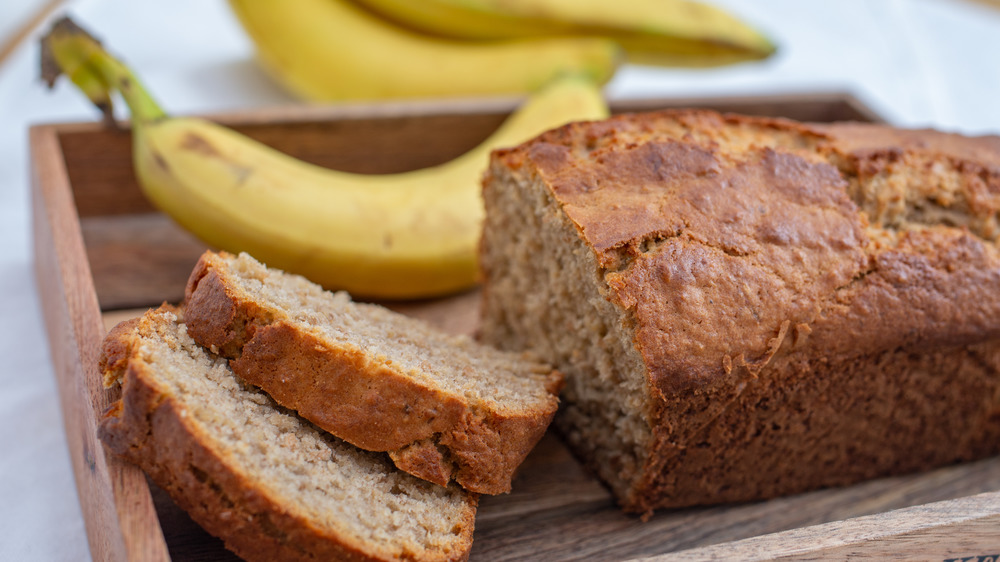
top-left (31, 92), bottom-right (1000, 561)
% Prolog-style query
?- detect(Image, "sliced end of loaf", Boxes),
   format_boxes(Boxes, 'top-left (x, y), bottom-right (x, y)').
top-left (98, 306), bottom-right (477, 562)
top-left (478, 162), bottom-right (653, 502)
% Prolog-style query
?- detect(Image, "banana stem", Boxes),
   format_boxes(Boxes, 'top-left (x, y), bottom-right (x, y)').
top-left (41, 17), bottom-right (167, 126)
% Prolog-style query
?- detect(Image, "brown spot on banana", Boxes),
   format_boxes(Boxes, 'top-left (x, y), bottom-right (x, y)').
top-left (180, 132), bottom-right (223, 157)
top-left (151, 150), bottom-right (170, 173)
top-left (179, 132), bottom-right (254, 186)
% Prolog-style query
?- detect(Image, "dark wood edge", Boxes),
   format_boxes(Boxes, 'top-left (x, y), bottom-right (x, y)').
top-left (840, 92), bottom-right (888, 123)
top-left (30, 123), bottom-right (171, 562)
top-left (33, 94), bottom-right (530, 132)
top-left (610, 90), bottom-right (884, 119)
top-left (30, 90), bottom-right (883, 133)
top-left (646, 490), bottom-right (1000, 561)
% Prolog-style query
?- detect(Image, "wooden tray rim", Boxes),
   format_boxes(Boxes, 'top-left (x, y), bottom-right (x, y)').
top-left (30, 89), bottom-right (885, 133)
top-left (30, 92), bottom-right (998, 562)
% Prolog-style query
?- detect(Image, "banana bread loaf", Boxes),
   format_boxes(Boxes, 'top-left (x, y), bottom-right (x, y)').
top-left (478, 109), bottom-right (1000, 513)
top-left (98, 306), bottom-right (477, 561)
top-left (183, 251), bottom-right (563, 495)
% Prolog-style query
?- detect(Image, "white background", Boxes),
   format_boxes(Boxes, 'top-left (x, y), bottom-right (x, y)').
top-left (1, 0), bottom-right (998, 559)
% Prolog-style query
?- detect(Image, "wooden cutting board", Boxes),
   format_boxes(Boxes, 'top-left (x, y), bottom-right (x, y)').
top-left (32, 93), bottom-right (1000, 561)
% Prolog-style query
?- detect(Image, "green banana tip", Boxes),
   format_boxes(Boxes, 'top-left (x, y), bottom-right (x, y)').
top-left (746, 32), bottom-right (779, 59)
top-left (40, 15), bottom-right (166, 127)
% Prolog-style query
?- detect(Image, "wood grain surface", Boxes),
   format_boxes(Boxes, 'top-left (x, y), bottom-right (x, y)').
top-left (34, 93), bottom-right (998, 562)
top-left (31, 125), bottom-right (170, 561)
top-left (658, 491), bottom-right (1000, 561)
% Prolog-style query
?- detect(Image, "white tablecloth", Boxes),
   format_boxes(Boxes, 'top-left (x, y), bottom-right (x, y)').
top-left (1, 1), bottom-right (998, 560)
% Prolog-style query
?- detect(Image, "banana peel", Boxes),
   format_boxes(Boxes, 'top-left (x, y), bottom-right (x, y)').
top-left (349, 0), bottom-right (776, 67)
top-left (228, 0), bottom-right (622, 102)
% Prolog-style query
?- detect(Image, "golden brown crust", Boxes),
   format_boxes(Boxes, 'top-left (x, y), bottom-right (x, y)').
top-left (231, 321), bottom-right (469, 451)
top-left (500, 111), bottom-right (870, 397)
top-left (99, 316), bottom-right (142, 388)
top-left (390, 439), bottom-right (453, 487)
top-left (486, 109), bottom-right (1000, 511)
top-left (184, 251), bottom-right (559, 495)
top-left (621, 339), bottom-right (1000, 513)
top-left (815, 121), bottom-right (1000, 167)
top-left (183, 261), bottom-right (276, 357)
top-left (97, 306), bottom-right (476, 561)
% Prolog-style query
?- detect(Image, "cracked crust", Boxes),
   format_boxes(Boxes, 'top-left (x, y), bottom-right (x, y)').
top-left (480, 109), bottom-right (1000, 511)
top-left (183, 251), bottom-right (562, 495)
top-left (97, 305), bottom-right (477, 561)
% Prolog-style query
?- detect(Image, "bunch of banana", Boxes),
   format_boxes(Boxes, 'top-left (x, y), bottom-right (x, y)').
top-left (227, 0), bottom-right (622, 102)
top-left (349, 0), bottom-right (776, 67)
top-left (226, 0), bottom-right (774, 103)
top-left (42, 18), bottom-right (610, 299)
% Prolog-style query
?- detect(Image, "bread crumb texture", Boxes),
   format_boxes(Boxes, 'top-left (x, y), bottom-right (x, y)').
top-left (221, 251), bottom-right (556, 408)
top-left (98, 306), bottom-right (476, 562)
top-left (479, 109), bottom-right (1000, 511)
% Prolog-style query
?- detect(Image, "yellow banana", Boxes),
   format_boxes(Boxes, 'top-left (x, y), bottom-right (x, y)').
top-left (227, 0), bottom-right (622, 102)
top-left (351, 0), bottom-right (776, 67)
top-left (41, 18), bottom-right (610, 299)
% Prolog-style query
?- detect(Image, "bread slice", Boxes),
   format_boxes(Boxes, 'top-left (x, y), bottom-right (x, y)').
top-left (182, 251), bottom-right (563, 495)
top-left (478, 108), bottom-right (1000, 512)
top-left (98, 305), bottom-right (477, 562)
